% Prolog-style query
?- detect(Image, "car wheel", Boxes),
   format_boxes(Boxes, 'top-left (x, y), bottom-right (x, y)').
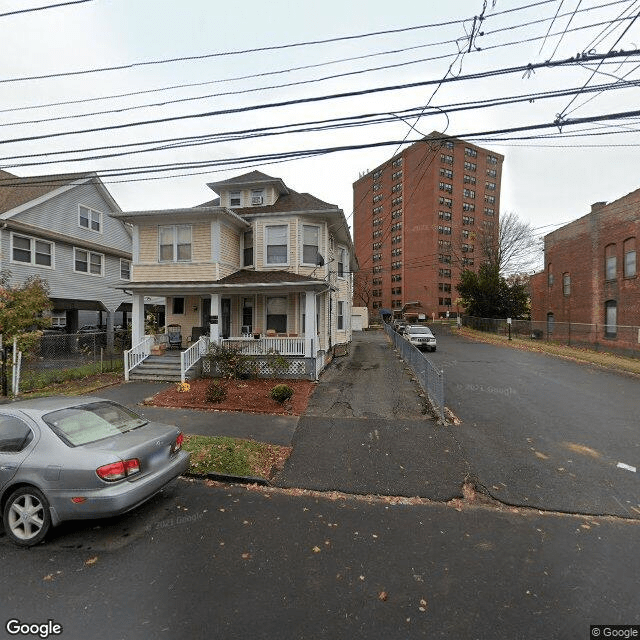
top-left (431, 347), bottom-right (437, 352)
top-left (3, 486), bottom-right (51, 547)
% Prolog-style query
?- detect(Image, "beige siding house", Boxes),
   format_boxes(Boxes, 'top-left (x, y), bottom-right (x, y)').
top-left (113, 171), bottom-right (356, 381)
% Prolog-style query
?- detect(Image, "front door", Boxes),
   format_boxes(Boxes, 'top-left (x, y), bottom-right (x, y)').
top-left (201, 298), bottom-right (211, 327)
top-left (221, 298), bottom-right (231, 339)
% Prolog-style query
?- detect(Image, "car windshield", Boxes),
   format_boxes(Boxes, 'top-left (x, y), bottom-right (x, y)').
top-left (43, 401), bottom-right (148, 447)
top-left (408, 326), bottom-right (432, 334)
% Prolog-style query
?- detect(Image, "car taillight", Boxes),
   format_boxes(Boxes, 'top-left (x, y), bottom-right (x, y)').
top-left (124, 458), bottom-right (140, 475)
top-left (96, 458), bottom-right (140, 482)
top-left (171, 432), bottom-right (184, 454)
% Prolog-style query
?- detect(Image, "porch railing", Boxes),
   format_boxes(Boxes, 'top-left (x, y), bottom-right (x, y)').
top-left (221, 336), bottom-right (307, 356)
top-left (180, 335), bottom-right (210, 383)
top-left (124, 335), bottom-right (154, 381)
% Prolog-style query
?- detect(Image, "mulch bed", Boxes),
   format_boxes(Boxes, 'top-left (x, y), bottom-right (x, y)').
top-left (148, 377), bottom-right (316, 415)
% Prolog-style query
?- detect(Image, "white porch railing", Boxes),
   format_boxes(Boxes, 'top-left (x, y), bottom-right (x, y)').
top-left (180, 335), bottom-right (210, 383)
top-left (221, 336), bottom-right (308, 356)
top-left (124, 335), bottom-right (154, 381)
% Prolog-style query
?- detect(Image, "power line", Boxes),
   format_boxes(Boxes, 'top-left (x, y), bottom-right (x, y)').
top-left (0, 17), bottom-right (483, 85)
top-left (0, 0), bottom-right (93, 18)
top-left (3, 105), bottom-right (640, 188)
top-left (0, 1), bottom-right (632, 125)
top-left (2, 50), bottom-right (637, 149)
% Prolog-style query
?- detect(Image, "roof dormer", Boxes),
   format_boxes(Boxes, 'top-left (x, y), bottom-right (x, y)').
top-left (207, 171), bottom-right (289, 209)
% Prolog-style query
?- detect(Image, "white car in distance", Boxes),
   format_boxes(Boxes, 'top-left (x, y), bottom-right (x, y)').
top-left (405, 325), bottom-right (437, 352)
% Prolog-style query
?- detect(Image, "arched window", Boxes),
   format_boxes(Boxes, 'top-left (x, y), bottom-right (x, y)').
top-left (546, 312), bottom-right (554, 335)
top-left (563, 273), bottom-right (570, 296)
top-left (624, 237), bottom-right (636, 278)
top-left (605, 244), bottom-right (617, 280)
top-left (604, 300), bottom-right (617, 338)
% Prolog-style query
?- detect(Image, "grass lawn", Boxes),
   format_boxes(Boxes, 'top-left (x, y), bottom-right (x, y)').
top-left (183, 435), bottom-right (291, 480)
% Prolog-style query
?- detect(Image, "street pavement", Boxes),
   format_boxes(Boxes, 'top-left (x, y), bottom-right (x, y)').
top-left (428, 328), bottom-right (640, 519)
top-left (2, 478), bottom-right (639, 640)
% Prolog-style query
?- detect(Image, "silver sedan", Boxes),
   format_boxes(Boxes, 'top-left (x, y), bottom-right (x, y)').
top-left (0, 396), bottom-right (190, 546)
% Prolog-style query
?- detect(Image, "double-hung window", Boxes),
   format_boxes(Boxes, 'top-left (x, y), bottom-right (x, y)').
top-left (120, 259), bottom-right (131, 280)
top-left (302, 225), bottom-right (320, 265)
top-left (266, 296), bottom-right (287, 333)
top-left (75, 248), bottom-right (103, 275)
top-left (11, 234), bottom-right (52, 267)
top-left (243, 230), bottom-right (254, 267)
top-left (159, 225), bottom-right (192, 262)
top-left (337, 301), bottom-right (344, 330)
top-left (266, 225), bottom-right (288, 265)
top-left (337, 247), bottom-right (346, 278)
top-left (230, 191), bottom-right (241, 207)
top-left (79, 205), bottom-right (102, 232)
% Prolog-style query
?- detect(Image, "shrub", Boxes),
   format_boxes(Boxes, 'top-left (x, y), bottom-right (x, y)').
top-left (270, 384), bottom-right (294, 403)
top-left (206, 343), bottom-right (256, 380)
top-left (205, 380), bottom-right (227, 403)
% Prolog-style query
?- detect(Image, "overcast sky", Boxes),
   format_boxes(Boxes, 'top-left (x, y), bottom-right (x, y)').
top-left (2, 0), bottom-right (640, 259)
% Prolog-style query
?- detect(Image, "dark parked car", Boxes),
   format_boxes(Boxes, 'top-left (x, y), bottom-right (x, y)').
top-left (0, 397), bottom-right (190, 546)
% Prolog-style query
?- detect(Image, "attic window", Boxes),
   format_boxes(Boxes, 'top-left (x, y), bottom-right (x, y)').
top-left (230, 191), bottom-right (241, 207)
top-left (251, 189), bottom-right (264, 206)
top-left (79, 205), bottom-right (102, 232)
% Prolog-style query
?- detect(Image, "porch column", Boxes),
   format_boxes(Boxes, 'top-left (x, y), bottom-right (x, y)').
top-left (131, 294), bottom-right (145, 345)
top-left (210, 293), bottom-right (220, 342)
top-left (305, 291), bottom-right (316, 357)
top-left (106, 310), bottom-right (115, 352)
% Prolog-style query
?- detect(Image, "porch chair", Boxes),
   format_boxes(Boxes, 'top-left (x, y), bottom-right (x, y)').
top-left (167, 324), bottom-right (182, 349)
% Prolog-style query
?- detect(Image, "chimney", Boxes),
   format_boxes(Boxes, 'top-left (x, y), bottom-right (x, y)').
top-left (590, 201), bottom-right (607, 213)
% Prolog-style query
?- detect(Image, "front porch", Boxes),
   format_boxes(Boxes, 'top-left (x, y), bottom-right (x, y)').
top-left (124, 334), bottom-right (327, 382)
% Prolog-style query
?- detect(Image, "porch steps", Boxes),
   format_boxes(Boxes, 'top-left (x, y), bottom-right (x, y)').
top-left (129, 352), bottom-right (196, 382)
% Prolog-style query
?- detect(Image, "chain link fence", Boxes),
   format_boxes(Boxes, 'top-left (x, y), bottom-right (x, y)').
top-left (462, 316), bottom-right (640, 357)
top-left (12, 330), bottom-right (131, 394)
top-left (383, 323), bottom-right (445, 423)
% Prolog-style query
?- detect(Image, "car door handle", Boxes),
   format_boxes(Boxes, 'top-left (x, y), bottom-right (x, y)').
top-left (0, 465), bottom-right (17, 471)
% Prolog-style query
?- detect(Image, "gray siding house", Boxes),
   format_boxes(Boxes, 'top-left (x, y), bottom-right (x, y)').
top-left (0, 170), bottom-right (133, 332)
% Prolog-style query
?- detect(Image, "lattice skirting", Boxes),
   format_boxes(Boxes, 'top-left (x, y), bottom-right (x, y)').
top-left (202, 357), bottom-right (311, 379)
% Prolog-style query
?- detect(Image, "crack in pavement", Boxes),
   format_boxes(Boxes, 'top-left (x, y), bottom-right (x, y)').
top-left (229, 479), bottom-right (640, 524)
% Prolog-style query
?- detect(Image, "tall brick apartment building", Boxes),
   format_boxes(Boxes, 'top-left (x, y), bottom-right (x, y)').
top-left (530, 188), bottom-right (639, 350)
top-left (352, 132), bottom-right (503, 319)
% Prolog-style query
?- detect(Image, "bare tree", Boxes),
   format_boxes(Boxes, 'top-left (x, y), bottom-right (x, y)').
top-left (479, 211), bottom-right (541, 275)
top-left (353, 270), bottom-right (372, 307)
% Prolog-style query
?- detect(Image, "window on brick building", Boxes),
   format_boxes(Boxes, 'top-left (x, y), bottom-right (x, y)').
top-left (605, 244), bottom-right (617, 280)
top-left (605, 300), bottom-right (617, 337)
top-left (624, 238), bottom-right (636, 277)
top-left (563, 273), bottom-right (570, 296)
top-left (546, 312), bottom-right (554, 335)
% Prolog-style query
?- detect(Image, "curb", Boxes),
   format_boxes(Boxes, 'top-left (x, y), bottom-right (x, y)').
top-left (183, 472), bottom-right (270, 486)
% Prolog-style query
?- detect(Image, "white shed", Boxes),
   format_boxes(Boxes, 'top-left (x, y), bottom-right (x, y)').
top-left (351, 307), bottom-right (369, 331)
